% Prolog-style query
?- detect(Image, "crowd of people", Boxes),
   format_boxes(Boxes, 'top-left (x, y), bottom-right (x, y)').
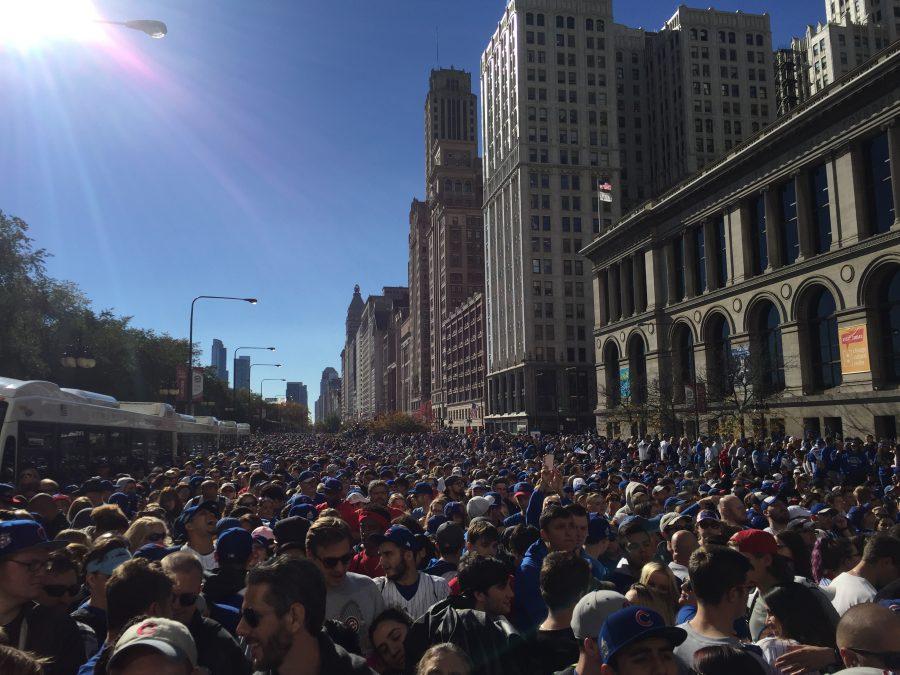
top-left (0, 429), bottom-right (898, 675)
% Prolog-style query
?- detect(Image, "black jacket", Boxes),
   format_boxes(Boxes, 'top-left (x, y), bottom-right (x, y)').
top-left (188, 610), bottom-right (251, 675)
top-left (252, 630), bottom-right (375, 675)
top-left (203, 565), bottom-right (247, 608)
top-left (404, 596), bottom-right (527, 675)
top-left (2, 602), bottom-right (85, 675)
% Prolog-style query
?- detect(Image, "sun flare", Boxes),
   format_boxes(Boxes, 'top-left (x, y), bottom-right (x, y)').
top-left (0, 0), bottom-right (105, 48)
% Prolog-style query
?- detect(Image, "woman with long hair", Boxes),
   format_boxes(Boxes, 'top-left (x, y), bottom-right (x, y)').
top-left (157, 486), bottom-right (182, 524)
top-left (693, 645), bottom-right (766, 675)
top-left (639, 561), bottom-right (680, 623)
top-left (755, 583), bottom-right (837, 675)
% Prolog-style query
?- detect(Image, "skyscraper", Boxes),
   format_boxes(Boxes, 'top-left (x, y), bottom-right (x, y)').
top-left (234, 355), bottom-right (251, 392)
top-left (286, 382), bottom-right (307, 407)
top-left (316, 367), bottom-right (341, 421)
top-left (341, 285), bottom-right (365, 420)
top-left (210, 339), bottom-right (228, 383)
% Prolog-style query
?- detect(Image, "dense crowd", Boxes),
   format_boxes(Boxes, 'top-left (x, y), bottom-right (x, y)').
top-left (0, 429), bottom-right (898, 675)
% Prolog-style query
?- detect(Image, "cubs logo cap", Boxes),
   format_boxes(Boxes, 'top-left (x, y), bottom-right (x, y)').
top-left (598, 606), bottom-right (686, 665)
top-left (0, 519), bottom-right (66, 558)
top-left (108, 617), bottom-right (198, 669)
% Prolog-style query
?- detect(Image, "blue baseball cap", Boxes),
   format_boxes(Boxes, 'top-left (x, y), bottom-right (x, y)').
top-left (297, 471), bottom-right (317, 483)
top-left (216, 527), bottom-right (253, 564)
top-left (288, 504), bottom-right (318, 521)
top-left (323, 478), bottom-right (342, 492)
top-left (598, 606), bottom-right (686, 665)
top-left (371, 525), bottom-right (419, 552)
top-left (444, 501), bottom-right (464, 519)
top-left (0, 484), bottom-right (23, 505)
top-left (133, 544), bottom-right (180, 562)
top-left (587, 514), bottom-right (614, 543)
top-left (664, 497), bottom-right (686, 511)
top-left (216, 517), bottom-right (242, 535)
top-left (0, 520), bottom-right (66, 558)
top-left (426, 515), bottom-right (448, 535)
top-left (412, 482), bottom-right (434, 496)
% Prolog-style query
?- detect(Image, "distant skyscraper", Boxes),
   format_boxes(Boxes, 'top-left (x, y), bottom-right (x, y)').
top-left (286, 382), bottom-right (308, 407)
top-left (234, 355), bottom-right (251, 392)
top-left (316, 367), bottom-right (341, 421)
top-left (210, 339), bottom-right (228, 383)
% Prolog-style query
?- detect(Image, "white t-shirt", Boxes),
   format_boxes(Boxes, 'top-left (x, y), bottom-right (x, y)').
top-left (182, 544), bottom-right (217, 572)
top-left (638, 441), bottom-right (650, 461)
top-left (829, 571), bottom-right (876, 615)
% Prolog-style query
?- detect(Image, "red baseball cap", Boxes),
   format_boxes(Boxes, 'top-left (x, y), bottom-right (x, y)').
top-left (729, 529), bottom-right (779, 556)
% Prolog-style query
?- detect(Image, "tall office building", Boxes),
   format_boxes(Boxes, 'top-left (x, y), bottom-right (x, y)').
top-left (425, 69), bottom-right (486, 425)
top-left (644, 7), bottom-right (775, 194)
top-left (234, 355), bottom-right (251, 392)
top-left (286, 382), bottom-right (308, 407)
top-left (775, 42), bottom-right (811, 116)
top-left (341, 285), bottom-right (365, 420)
top-left (315, 367), bottom-right (341, 421)
top-left (798, 0), bottom-right (899, 97)
top-left (210, 339), bottom-right (228, 383)
top-left (408, 200), bottom-right (431, 413)
top-left (481, 1), bottom-right (617, 431)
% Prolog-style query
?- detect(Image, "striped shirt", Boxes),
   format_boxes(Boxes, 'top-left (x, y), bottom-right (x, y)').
top-left (374, 572), bottom-right (450, 620)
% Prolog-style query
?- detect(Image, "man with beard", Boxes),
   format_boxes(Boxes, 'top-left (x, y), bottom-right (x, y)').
top-left (717, 494), bottom-right (748, 530)
top-left (443, 475), bottom-right (466, 502)
top-left (307, 517), bottom-right (384, 654)
top-left (609, 516), bottom-right (656, 594)
top-left (373, 526), bottom-right (449, 620)
top-left (456, 555), bottom-right (515, 617)
top-left (237, 557), bottom-right (375, 674)
top-left (762, 495), bottom-right (790, 535)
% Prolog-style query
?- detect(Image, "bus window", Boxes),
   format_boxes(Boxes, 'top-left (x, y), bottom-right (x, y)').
top-left (18, 422), bottom-right (58, 478)
top-left (1, 435), bottom-right (15, 483)
top-left (59, 427), bottom-right (90, 484)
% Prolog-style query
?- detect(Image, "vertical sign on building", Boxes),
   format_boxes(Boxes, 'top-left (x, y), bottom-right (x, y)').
top-left (619, 366), bottom-right (630, 399)
top-left (838, 324), bottom-right (870, 374)
top-left (191, 367), bottom-right (204, 402)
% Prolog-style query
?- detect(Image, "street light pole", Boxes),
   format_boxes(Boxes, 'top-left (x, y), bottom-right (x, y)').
top-left (260, 378), bottom-right (286, 431)
top-left (187, 295), bottom-right (257, 414)
top-left (247, 363), bottom-right (282, 421)
top-left (233, 346), bottom-right (276, 398)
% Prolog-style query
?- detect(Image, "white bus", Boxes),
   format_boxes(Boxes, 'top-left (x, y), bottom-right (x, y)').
top-left (0, 377), bottom-right (244, 484)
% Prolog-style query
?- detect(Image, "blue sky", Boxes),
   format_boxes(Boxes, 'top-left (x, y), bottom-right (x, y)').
top-left (1, 0), bottom-right (824, 413)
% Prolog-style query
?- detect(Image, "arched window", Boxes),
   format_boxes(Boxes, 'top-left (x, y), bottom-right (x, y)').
top-left (604, 342), bottom-right (621, 407)
top-left (628, 337), bottom-right (647, 404)
top-left (751, 301), bottom-right (785, 394)
top-left (805, 288), bottom-right (842, 390)
top-left (706, 314), bottom-right (732, 397)
top-left (875, 267), bottom-right (900, 383)
top-left (672, 325), bottom-right (695, 401)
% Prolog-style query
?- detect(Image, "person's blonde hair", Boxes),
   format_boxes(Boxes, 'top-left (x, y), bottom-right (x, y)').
top-left (0, 645), bottom-right (50, 675)
top-left (123, 516), bottom-right (171, 552)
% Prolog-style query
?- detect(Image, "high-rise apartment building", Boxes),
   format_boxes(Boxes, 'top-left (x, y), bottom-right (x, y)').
top-left (425, 68), bottom-right (479, 192)
top-left (286, 382), bottom-right (307, 407)
top-left (210, 339), bottom-right (228, 383)
top-left (234, 355), bottom-right (251, 393)
top-left (315, 367), bottom-right (341, 422)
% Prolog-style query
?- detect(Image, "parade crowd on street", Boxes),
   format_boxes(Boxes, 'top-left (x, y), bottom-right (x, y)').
top-left (0, 428), bottom-right (898, 675)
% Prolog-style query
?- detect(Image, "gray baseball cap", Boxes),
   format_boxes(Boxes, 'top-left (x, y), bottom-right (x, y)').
top-left (571, 590), bottom-right (629, 640)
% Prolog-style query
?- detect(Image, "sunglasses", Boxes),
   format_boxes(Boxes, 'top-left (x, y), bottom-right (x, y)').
top-left (146, 532), bottom-right (167, 543)
top-left (43, 583), bottom-right (81, 597)
top-left (318, 552), bottom-right (353, 569)
top-left (173, 592), bottom-right (198, 607)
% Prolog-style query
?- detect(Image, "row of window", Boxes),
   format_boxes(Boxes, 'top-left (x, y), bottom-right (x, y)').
top-left (688, 28), bottom-right (765, 46)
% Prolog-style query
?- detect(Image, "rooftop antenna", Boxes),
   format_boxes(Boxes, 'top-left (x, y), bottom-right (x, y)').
top-left (436, 25), bottom-right (440, 66)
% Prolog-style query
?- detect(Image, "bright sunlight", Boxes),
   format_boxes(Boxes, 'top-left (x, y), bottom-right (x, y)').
top-left (0, 0), bottom-right (104, 48)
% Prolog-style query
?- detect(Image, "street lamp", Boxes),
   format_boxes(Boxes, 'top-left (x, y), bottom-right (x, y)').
top-left (96, 19), bottom-right (167, 38)
top-left (247, 363), bottom-right (282, 419)
top-left (260, 378), bottom-right (286, 428)
top-left (234, 346), bottom-right (276, 393)
top-left (187, 295), bottom-right (257, 413)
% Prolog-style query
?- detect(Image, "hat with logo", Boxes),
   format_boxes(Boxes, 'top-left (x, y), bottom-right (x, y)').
top-left (696, 510), bottom-right (720, 524)
top-left (0, 484), bottom-right (23, 506)
top-left (108, 617), bottom-right (198, 670)
top-left (729, 528), bottom-right (779, 556)
top-left (0, 519), bottom-right (66, 558)
top-left (598, 606), bottom-right (686, 665)
top-left (587, 514), bottom-right (614, 543)
top-left (273, 516), bottom-right (311, 554)
top-left (571, 591), bottom-right (629, 640)
top-left (371, 525), bottom-right (419, 552)
top-left (323, 478), bottom-right (342, 492)
top-left (659, 512), bottom-right (690, 533)
top-left (216, 527), bottom-right (253, 564)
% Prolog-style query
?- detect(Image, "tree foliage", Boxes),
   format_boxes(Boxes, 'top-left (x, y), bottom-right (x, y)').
top-left (0, 210), bottom-right (189, 403)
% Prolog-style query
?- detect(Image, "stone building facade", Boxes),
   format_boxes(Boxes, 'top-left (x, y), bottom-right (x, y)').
top-left (443, 293), bottom-right (487, 429)
top-left (583, 45), bottom-right (900, 440)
